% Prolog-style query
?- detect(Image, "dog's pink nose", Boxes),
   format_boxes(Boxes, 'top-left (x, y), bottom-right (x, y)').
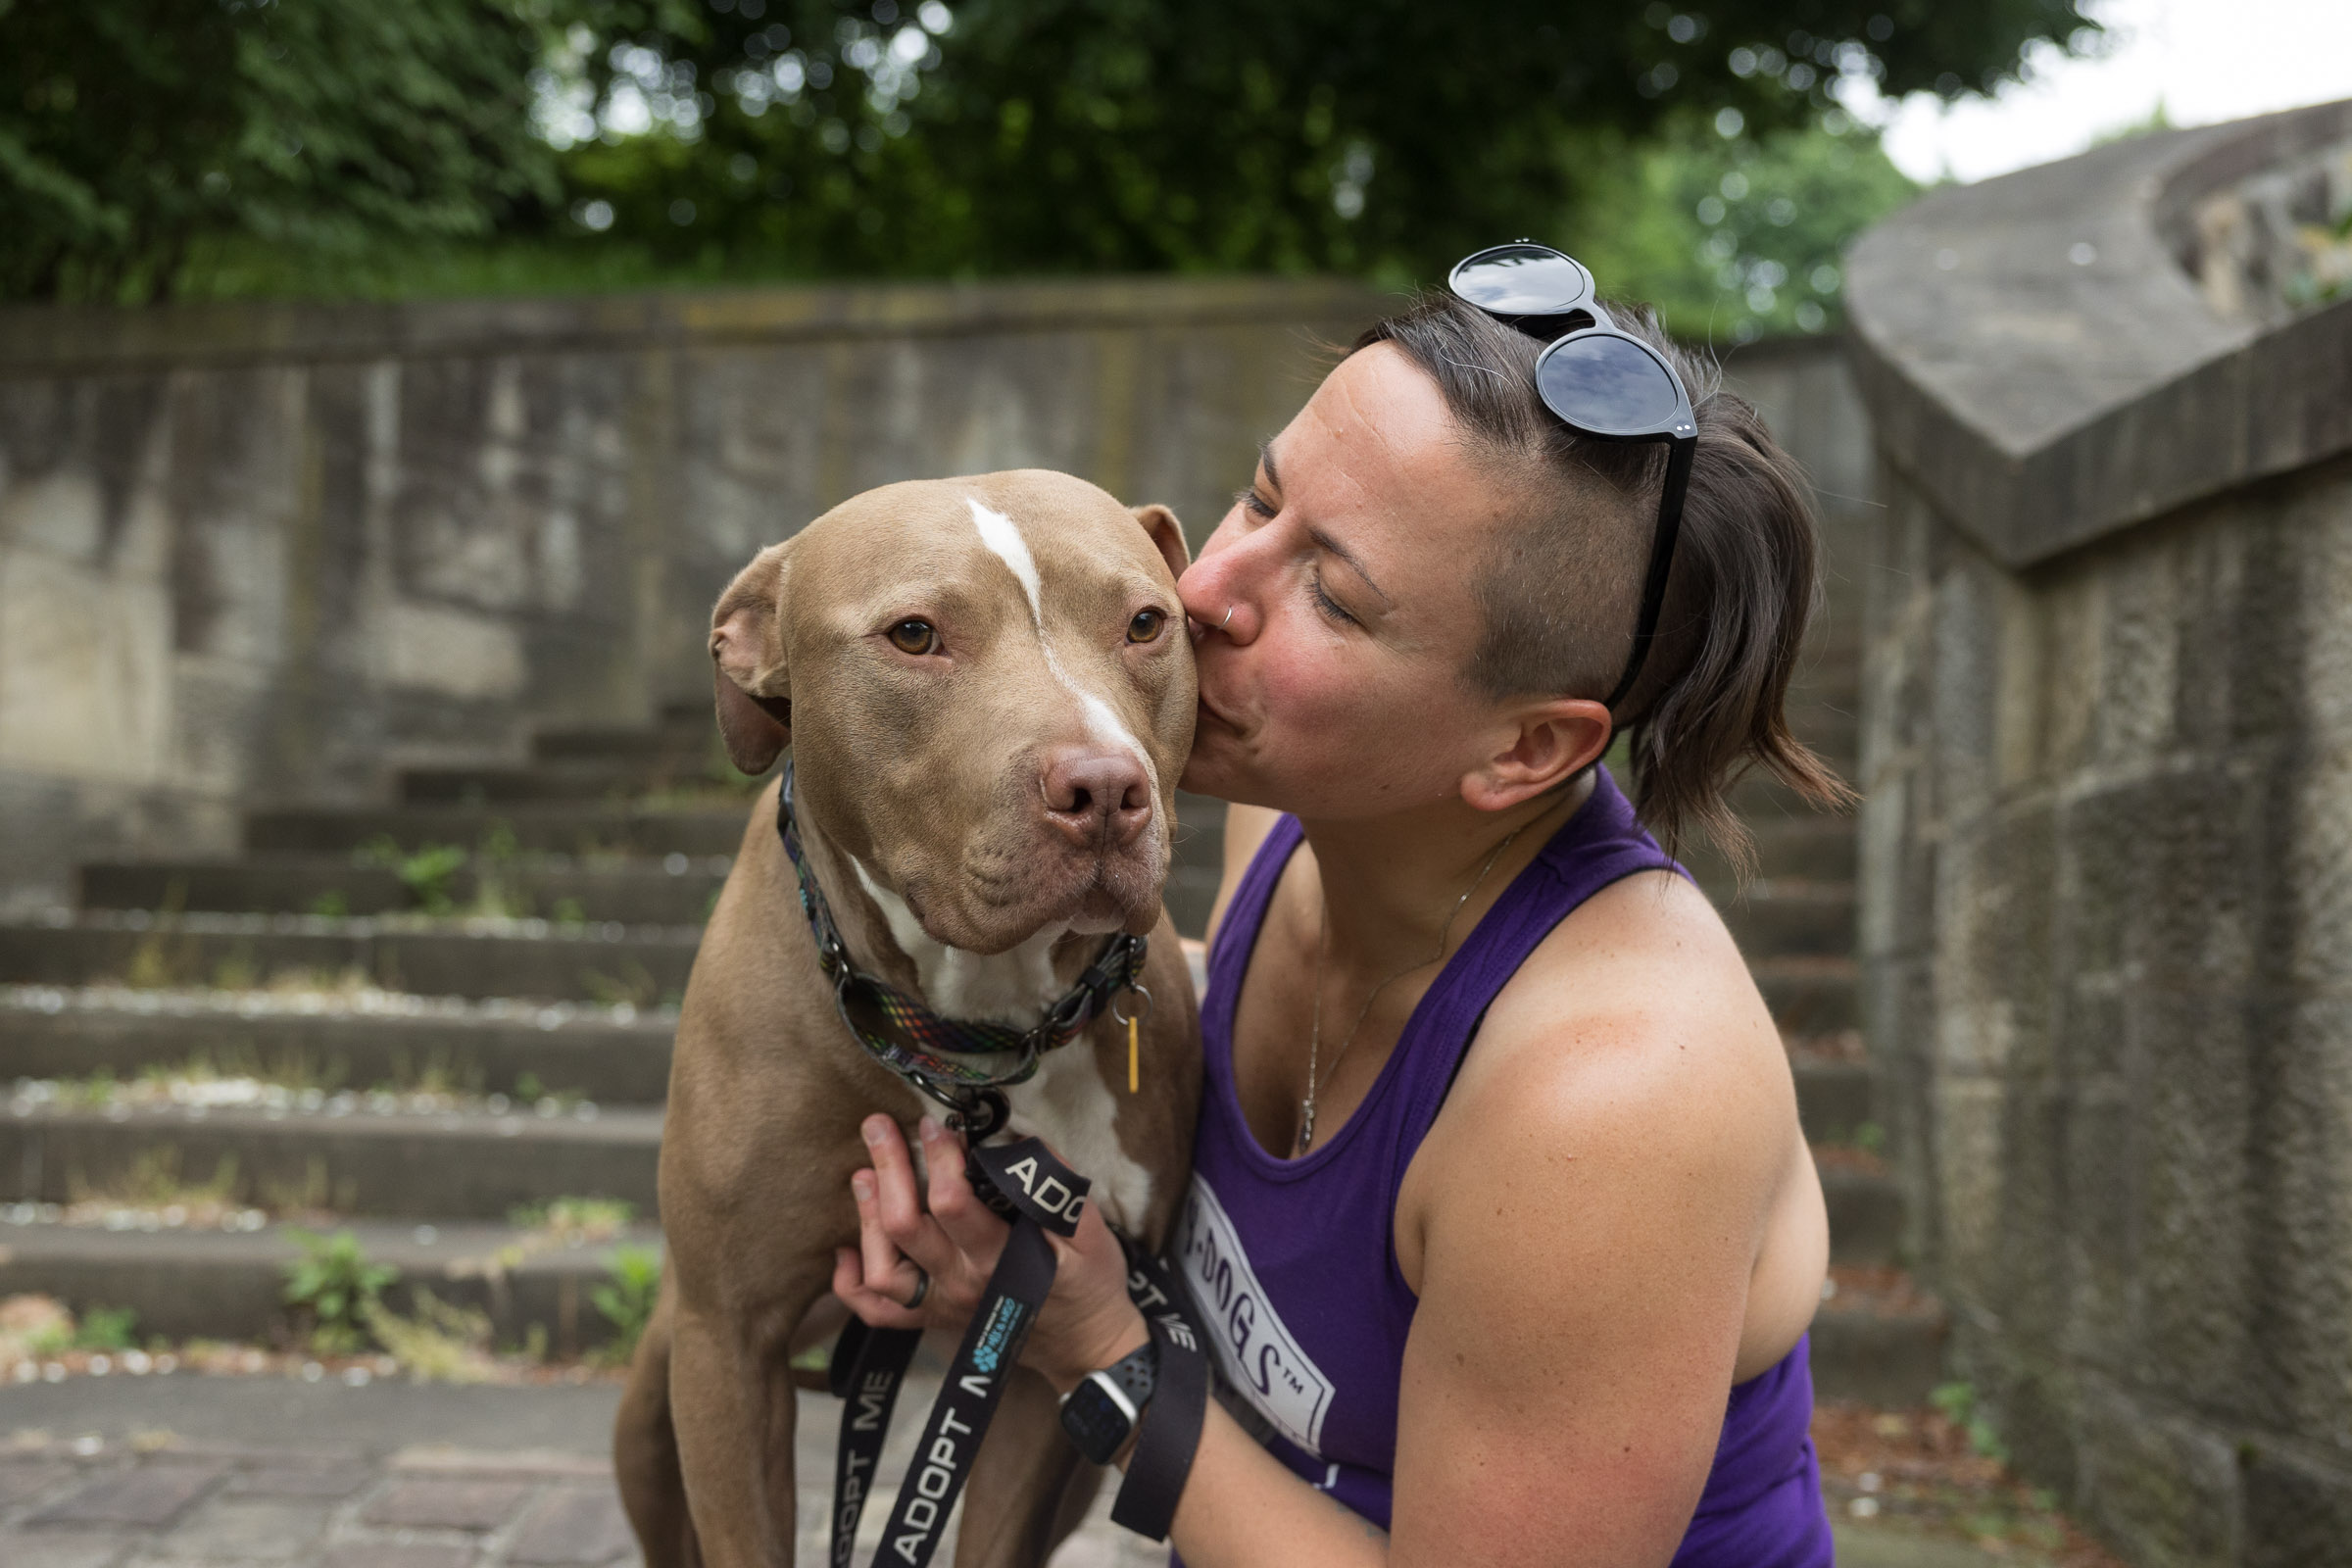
top-left (1041, 750), bottom-right (1153, 850)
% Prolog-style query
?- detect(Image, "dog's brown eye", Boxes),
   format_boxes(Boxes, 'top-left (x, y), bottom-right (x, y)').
top-left (1127, 609), bottom-right (1166, 644)
top-left (888, 619), bottom-right (938, 656)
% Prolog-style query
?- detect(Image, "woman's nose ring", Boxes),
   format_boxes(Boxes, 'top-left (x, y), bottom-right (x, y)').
top-left (1221, 606), bottom-right (1236, 629)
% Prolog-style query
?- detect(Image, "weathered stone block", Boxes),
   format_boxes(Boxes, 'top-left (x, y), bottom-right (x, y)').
top-left (156, 1496), bottom-right (332, 1559)
top-left (359, 1479), bottom-right (531, 1533)
top-left (2076, 1380), bottom-right (2240, 1568)
top-left (2240, 1444), bottom-right (2352, 1568)
top-left (23, 1465), bottom-right (225, 1529)
top-left (505, 1487), bottom-right (634, 1565)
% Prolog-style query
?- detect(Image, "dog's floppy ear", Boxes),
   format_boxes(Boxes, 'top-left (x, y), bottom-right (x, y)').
top-left (1129, 503), bottom-right (1190, 582)
top-left (710, 539), bottom-right (796, 776)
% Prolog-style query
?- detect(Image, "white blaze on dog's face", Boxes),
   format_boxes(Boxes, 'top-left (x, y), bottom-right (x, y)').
top-left (710, 469), bottom-right (1195, 964)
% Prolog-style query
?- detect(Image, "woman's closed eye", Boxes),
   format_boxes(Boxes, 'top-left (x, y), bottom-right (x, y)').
top-left (1308, 574), bottom-right (1358, 627)
top-left (1236, 485), bottom-right (1278, 520)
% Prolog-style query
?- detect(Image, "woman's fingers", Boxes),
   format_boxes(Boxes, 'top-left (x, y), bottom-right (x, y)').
top-left (860, 1115), bottom-right (954, 1274)
top-left (917, 1117), bottom-right (1011, 1257)
top-left (833, 1245), bottom-right (924, 1331)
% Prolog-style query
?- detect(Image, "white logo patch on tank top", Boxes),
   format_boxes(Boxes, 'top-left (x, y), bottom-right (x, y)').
top-left (1175, 1173), bottom-right (1334, 1455)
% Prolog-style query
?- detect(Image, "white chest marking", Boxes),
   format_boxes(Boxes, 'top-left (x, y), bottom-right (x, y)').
top-left (963, 495), bottom-right (1163, 822)
top-left (1004, 1048), bottom-right (1154, 1236)
top-left (852, 858), bottom-right (1066, 1029)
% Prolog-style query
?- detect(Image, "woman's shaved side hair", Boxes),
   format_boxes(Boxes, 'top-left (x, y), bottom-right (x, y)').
top-left (1354, 293), bottom-right (1851, 873)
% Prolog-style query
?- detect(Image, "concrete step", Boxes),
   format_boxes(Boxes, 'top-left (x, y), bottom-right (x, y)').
top-left (0, 1102), bottom-right (662, 1220)
top-left (1793, 1058), bottom-right (1876, 1145)
top-left (1167, 863), bottom-right (1217, 941)
top-left (0, 912), bottom-right (702, 1006)
top-left (532, 717), bottom-right (713, 760)
top-left (1715, 880), bottom-right (1857, 961)
top-left (399, 760), bottom-right (757, 806)
top-left (1171, 792), bottom-right (1228, 872)
top-left (245, 804), bottom-right (753, 858)
top-left (1751, 956), bottom-right (1857, 1036)
top-left (0, 986), bottom-right (675, 1105)
top-left (1821, 1160), bottom-right (1902, 1266)
top-left (1684, 815), bottom-right (1858, 891)
top-left (1808, 1269), bottom-right (1948, 1405)
top-left (78, 856), bottom-right (732, 926)
top-left (0, 1214), bottom-right (660, 1351)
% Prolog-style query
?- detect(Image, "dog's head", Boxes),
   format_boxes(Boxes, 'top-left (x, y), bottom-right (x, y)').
top-left (710, 469), bottom-right (1195, 955)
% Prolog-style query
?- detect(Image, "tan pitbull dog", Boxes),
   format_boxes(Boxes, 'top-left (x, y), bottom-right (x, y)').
top-left (614, 470), bottom-right (1203, 1568)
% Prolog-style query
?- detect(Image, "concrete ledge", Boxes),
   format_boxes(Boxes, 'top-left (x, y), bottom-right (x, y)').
top-left (0, 275), bottom-right (1392, 376)
top-left (1846, 97), bottom-right (2352, 567)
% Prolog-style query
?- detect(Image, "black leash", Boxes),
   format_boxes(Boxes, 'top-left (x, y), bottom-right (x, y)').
top-left (825, 1137), bottom-right (1206, 1565)
top-left (778, 760), bottom-right (1203, 1555)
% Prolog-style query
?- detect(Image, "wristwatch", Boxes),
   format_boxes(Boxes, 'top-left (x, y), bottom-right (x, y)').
top-left (1058, 1341), bottom-right (1159, 1464)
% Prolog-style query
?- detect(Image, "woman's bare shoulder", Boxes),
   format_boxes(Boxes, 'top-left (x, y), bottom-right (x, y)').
top-left (1397, 869), bottom-right (1796, 1278)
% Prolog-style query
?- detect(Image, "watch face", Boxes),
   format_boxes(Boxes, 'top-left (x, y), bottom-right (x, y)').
top-left (1060, 1379), bottom-right (1134, 1465)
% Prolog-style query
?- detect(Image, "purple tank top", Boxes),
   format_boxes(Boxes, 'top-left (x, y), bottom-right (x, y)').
top-left (1173, 767), bottom-right (1832, 1564)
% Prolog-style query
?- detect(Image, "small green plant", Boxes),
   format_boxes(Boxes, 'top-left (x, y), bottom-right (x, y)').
top-left (365, 1289), bottom-right (494, 1382)
top-left (309, 890), bottom-right (351, 918)
top-left (74, 1304), bottom-right (139, 1351)
top-left (550, 896), bottom-right (587, 925)
top-left (591, 1245), bottom-right (662, 1366)
top-left (1853, 1121), bottom-right (1886, 1155)
top-left (282, 1228), bottom-right (398, 1354)
top-left (357, 836), bottom-right (469, 914)
top-left (511, 1196), bottom-right (632, 1241)
top-left (580, 960), bottom-right (660, 1009)
top-left (514, 1071), bottom-right (545, 1102)
top-left (1931, 1381), bottom-right (2011, 1463)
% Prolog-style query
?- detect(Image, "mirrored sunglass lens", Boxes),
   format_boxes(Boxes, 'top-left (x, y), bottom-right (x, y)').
top-left (1451, 247), bottom-right (1589, 316)
top-left (1536, 334), bottom-right (1682, 432)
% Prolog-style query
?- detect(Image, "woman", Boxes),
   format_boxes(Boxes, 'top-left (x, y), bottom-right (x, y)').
top-left (833, 249), bottom-right (1845, 1565)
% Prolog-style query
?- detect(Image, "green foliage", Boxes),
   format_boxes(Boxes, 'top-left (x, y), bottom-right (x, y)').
top-left (553, 0), bottom-right (2088, 288)
top-left (358, 836), bottom-right (469, 914)
top-left (74, 1304), bottom-right (140, 1351)
top-left (591, 1244), bottom-right (662, 1365)
top-left (282, 1227), bottom-right (398, 1355)
top-left (5, 0), bottom-right (2087, 303)
top-left (0, 0), bottom-right (569, 302)
top-left (1931, 1381), bottom-right (2012, 1463)
top-left (1573, 113), bottom-right (1918, 341)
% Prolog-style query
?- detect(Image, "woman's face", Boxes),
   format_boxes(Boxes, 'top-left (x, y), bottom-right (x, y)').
top-left (1176, 344), bottom-right (1532, 818)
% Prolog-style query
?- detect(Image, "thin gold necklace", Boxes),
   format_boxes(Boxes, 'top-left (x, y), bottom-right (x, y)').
top-left (1295, 818), bottom-right (1533, 1156)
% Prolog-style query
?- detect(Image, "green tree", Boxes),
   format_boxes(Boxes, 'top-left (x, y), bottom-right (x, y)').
top-left (1574, 110), bottom-right (1920, 341)
top-left (555, 0), bottom-right (2087, 285)
top-left (0, 0), bottom-right (566, 301)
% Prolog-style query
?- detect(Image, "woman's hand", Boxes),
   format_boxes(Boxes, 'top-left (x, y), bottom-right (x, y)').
top-left (831, 1113), bottom-right (1151, 1394)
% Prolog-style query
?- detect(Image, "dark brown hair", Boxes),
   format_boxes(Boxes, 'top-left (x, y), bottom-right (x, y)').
top-left (1354, 293), bottom-right (1851, 873)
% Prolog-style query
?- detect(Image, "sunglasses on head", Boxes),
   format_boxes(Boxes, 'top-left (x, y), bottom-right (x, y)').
top-left (1447, 242), bottom-right (1696, 710)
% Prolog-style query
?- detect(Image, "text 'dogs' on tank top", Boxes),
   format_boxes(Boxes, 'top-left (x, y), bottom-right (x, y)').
top-left (1173, 766), bottom-right (1832, 1565)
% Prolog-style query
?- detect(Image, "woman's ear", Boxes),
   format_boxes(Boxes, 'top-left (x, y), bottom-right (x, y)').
top-left (1130, 503), bottom-right (1191, 582)
top-left (710, 539), bottom-right (797, 776)
top-left (1460, 698), bottom-right (1614, 811)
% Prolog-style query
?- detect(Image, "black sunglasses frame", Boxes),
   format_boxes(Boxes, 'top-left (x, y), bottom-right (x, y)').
top-left (1447, 243), bottom-right (1697, 711)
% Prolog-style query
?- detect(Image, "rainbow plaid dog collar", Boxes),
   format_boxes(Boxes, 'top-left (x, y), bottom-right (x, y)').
top-left (775, 762), bottom-right (1148, 1138)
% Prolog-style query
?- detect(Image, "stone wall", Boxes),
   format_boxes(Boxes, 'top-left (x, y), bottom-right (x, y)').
top-left (1847, 99), bottom-right (2352, 1566)
top-left (0, 278), bottom-right (1382, 910)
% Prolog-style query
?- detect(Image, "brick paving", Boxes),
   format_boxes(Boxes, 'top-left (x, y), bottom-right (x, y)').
top-left (0, 1370), bottom-right (1166, 1568)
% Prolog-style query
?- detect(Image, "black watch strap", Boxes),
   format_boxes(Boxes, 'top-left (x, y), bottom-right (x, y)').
top-left (1095, 1340), bottom-right (1157, 1410)
top-left (1060, 1340), bottom-right (1158, 1463)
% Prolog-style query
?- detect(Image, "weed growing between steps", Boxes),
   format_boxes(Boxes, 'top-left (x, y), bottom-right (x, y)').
top-left (1813, 1396), bottom-right (2129, 1566)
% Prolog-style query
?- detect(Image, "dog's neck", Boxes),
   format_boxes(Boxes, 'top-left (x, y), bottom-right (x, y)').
top-left (788, 803), bottom-right (1088, 1029)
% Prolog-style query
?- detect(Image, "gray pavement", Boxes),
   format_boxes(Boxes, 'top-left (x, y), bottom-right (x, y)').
top-left (2, 1375), bottom-right (2015, 1566)
top-left (0, 1372), bottom-right (1160, 1568)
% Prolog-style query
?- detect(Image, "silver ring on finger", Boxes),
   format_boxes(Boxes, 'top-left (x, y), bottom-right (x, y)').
top-left (899, 1267), bottom-right (929, 1310)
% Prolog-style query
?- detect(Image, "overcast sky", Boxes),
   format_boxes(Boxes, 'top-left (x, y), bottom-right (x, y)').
top-left (1839, 0), bottom-right (2352, 184)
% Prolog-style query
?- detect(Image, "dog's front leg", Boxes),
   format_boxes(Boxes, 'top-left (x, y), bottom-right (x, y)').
top-left (953, 1364), bottom-right (1095, 1568)
top-left (669, 1271), bottom-right (827, 1568)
